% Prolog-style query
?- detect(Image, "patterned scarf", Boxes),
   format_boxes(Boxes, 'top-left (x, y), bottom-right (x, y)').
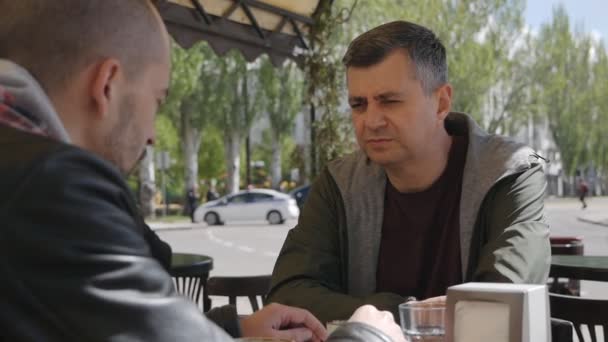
top-left (0, 85), bottom-right (51, 138)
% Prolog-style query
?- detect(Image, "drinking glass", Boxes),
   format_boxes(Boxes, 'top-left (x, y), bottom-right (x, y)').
top-left (399, 301), bottom-right (445, 341)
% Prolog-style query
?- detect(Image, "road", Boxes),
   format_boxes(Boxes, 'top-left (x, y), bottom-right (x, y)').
top-left (156, 197), bottom-right (608, 312)
top-left (544, 196), bottom-right (608, 300)
top-left (157, 220), bottom-right (295, 313)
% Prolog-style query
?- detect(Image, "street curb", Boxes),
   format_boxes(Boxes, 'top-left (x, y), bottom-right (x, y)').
top-left (147, 223), bottom-right (208, 231)
top-left (577, 217), bottom-right (608, 228)
top-left (150, 226), bottom-right (194, 232)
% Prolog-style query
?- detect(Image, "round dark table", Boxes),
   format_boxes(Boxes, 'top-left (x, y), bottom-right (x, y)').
top-left (170, 253), bottom-right (214, 311)
top-left (550, 255), bottom-right (608, 282)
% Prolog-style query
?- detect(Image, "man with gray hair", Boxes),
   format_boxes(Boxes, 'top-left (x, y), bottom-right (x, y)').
top-left (0, 1), bottom-right (406, 341)
top-left (268, 20), bottom-right (551, 323)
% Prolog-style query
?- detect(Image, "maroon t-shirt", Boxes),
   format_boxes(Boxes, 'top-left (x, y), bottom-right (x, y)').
top-left (375, 135), bottom-right (468, 299)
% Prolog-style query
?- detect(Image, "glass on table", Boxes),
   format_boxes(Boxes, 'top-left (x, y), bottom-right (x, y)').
top-left (234, 338), bottom-right (292, 341)
top-left (399, 301), bottom-right (445, 341)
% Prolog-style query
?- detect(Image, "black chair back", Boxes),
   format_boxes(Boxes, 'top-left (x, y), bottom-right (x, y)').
top-left (550, 293), bottom-right (608, 342)
top-left (207, 275), bottom-right (272, 313)
top-left (170, 254), bottom-right (213, 312)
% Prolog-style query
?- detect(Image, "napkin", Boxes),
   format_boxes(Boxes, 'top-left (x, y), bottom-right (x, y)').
top-left (454, 300), bottom-right (510, 342)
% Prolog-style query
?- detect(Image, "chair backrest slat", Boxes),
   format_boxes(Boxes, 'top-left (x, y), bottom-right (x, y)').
top-left (589, 325), bottom-right (598, 342)
top-left (172, 275), bottom-right (206, 311)
top-left (574, 325), bottom-right (585, 342)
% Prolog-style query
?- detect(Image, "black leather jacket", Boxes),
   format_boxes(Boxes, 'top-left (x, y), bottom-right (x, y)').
top-left (0, 124), bottom-right (392, 342)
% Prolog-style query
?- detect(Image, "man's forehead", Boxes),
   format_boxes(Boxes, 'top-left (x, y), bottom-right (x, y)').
top-left (346, 70), bottom-right (410, 95)
top-left (346, 67), bottom-right (418, 97)
top-left (348, 89), bottom-right (405, 99)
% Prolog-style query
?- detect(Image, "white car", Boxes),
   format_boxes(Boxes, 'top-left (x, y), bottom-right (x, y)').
top-left (193, 189), bottom-right (300, 225)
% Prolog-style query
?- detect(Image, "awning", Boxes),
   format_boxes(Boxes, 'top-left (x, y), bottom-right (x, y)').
top-left (156, 0), bottom-right (321, 65)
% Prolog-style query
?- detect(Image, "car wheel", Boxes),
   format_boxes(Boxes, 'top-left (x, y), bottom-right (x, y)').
top-left (267, 211), bottom-right (283, 225)
top-left (204, 212), bottom-right (220, 226)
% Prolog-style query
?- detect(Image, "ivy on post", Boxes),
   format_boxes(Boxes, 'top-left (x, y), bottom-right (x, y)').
top-left (304, 0), bottom-right (359, 180)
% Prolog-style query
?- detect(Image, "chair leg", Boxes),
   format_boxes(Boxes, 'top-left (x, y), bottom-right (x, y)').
top-left (550, 277), bottom-right (560, 293)
top-left (229, 296), bottom-right (237, 308)
top-left (202, 273), bottom-right (211, 312)
top-left (249, 296), bottom-right (260, 312)
top-left (192, 277), bottom-right (202, 311)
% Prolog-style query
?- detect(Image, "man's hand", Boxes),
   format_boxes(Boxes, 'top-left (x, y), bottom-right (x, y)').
top-left (240, 303), bottom-right (328, 342)
top-left (348, 305), bottom-right (405, 342)
top-left (418, 295), bottom-right (446, 306)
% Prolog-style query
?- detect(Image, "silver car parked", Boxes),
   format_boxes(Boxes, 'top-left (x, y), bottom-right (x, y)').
top-left (193, 189), bottom-right (300, 225)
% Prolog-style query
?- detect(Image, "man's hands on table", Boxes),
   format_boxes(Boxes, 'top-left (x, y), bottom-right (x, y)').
top-left (240, 303), bottom-right (328, 342)
top-left (418, 296), bottom-right (446, 306)
top-left (238, 297), bottom-right (445, 341)
top-left (349, 305), bottom-right (406, 342)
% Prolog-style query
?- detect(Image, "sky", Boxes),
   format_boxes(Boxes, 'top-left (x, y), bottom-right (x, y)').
top-left (524, 0), bottom-right (608, 44)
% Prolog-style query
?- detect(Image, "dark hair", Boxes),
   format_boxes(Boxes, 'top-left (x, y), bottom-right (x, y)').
top-left (0, 0), bottom-right (163, 93)
top-left (342, 20), bottom-right (447, 94)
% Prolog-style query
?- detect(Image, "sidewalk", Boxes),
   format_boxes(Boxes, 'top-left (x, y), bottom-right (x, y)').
top-left (546, 196), bottom-right (608, 227)
top-left (147, 220), bottom-right (206, 231)
top-left (149, 197), bottom-right (608, 229)
top-left (578, 212), bottom-right (608, 227)
top-left (569, 196), bottom-right (608, 227)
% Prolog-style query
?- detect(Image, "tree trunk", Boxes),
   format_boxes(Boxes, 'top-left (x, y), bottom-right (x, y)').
top-left (309, 103), bottom-right (317, 180)
top-left (271, 134), bottom-right (282, 190)
top-left (246, 134), bottom-right (252, 187)
top-left (138, 145), bottom-right (156, 219)
top-left (225, 130), bottom-right (241, 194)
top-left (182, 122), bottom-right (202, 194)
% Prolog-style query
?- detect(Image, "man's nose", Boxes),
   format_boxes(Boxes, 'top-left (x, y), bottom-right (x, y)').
top-left (365, 103), bottom-right (387, 130)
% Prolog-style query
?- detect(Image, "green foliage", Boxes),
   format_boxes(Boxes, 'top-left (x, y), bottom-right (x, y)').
top-left (158, 41), bottom-right (228, 194)
top-left (158, 42), bottom-right (205, 120)
top-left (154, 114), bottom-right (183, 196)
top-left (250, 132), bottom-right (298, 184)
top-left (260, 58), bottom-right (303, 142)
top-left (305, 0), bottom-right (360, 177)
top-left (281, 137), bottom-right (297, 178)
top-left (591, 45), bottom-right (608, 174)
top-left (155, 114), bottom-right (179, 156)
top-left (533, 5), bottom-right (605, 176)
top-left (217, 51), bottom-right (265, 136)
top-left (198, 125), bottom-right (226, 180)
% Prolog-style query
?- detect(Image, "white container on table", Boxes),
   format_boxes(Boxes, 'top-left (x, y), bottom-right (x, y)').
top-left (445, 283), bottom-right (551, 342)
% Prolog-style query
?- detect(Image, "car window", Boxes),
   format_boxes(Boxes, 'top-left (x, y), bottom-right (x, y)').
top-left (250, 193), bottom-right (274, 203)
top-left (228, 194), bottom-right (248, 204)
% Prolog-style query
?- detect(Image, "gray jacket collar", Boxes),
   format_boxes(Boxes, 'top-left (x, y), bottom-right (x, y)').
top-left (0, 59), bottom-right (71, 143)
top-left (328, 112), bottom-right (537, 297)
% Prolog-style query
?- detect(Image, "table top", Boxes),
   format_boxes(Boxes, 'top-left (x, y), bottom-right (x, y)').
top-left (550, 255), bottom-right (608, 281)
top-left (170, 253), bottom-right (213, 276)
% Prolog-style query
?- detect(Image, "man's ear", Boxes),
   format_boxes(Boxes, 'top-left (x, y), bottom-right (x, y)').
top-left (436, 83), bottom-right (453, 122)
top-left (90, 58), bottom-right (121, 119)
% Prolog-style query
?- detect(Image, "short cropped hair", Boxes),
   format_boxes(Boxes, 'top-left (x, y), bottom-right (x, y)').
top-left (0, 0), bottom-right (163, 93)
top-left (343, 20), bottom-right (448, 94)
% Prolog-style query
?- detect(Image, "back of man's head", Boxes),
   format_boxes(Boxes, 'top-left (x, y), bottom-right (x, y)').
top-left (0, 0), bottom-right (164, 94)
top-left (343, 20), bottom-right (448, 95)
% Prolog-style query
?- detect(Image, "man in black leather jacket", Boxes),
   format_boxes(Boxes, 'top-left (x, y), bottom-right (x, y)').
top-left (0, 1), bottom-right (403, 341)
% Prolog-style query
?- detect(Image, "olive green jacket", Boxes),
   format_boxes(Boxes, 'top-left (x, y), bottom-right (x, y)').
top-left (267, 112), bottom-right (551, 323)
